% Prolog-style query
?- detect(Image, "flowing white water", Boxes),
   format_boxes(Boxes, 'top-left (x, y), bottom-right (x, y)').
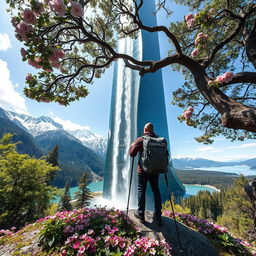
top-left (109, 32), bottom-right (142, 207)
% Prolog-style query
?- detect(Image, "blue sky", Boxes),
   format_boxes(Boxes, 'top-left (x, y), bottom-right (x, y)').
top-left (0, 1), bottom-right (256, 162)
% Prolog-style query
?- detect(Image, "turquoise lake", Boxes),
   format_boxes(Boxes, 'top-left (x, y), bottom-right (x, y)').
top-left (69, 181), bottom-right (217, 199)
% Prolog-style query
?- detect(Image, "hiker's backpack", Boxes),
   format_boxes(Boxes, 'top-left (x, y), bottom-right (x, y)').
top-left (140, 135), bottom-right (169, 174)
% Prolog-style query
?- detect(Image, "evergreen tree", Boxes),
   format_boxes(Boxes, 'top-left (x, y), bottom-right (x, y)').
top-left (0, 134), bottom-right (58, 229)
top-left (46, 145), bottom-right (59, 167)
top-left (58, 180), bottom-right (72, 211)
top-left (45, 145), bottom-right (59, 183)
top-left (74, 172), bottom-right (92, 209)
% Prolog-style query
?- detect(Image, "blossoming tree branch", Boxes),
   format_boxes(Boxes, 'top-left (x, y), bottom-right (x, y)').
top-left (6, 0), bottom-right (256, 143)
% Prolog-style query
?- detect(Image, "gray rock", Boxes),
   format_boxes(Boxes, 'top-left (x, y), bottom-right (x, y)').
top-left (128, 210), bottom-right (219, 256)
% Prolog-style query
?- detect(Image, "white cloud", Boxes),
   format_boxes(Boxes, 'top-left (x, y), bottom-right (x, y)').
top-left (0, 59), bottom-right (28, 114)
top-left (0, 33), bottom-right (12, 51)
top-left (228, 142), bottom-right (256, 149)
top-left (195, 146), bottom-right (221, 153)
top-left (53, 116), bottom-right (90, 131)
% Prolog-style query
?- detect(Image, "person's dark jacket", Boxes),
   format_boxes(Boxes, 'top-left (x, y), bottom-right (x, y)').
top-left (129, 132), bottom-right (156, 173)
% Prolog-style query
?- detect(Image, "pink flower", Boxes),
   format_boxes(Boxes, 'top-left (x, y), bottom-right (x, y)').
top-left (49, 0), bottom-right (66, 16)
top-left (16, 22), bottom-right (33, 41)
top-left (20, 48), bottom-right (27, 57)
top-left (191, 48), bottom-right (199, 57)
top-left (22, 9), bottom-right (36, 24)
top-left (185, 13), bottom-right (194, 21)
top-left (53, 49), bottom-right (65, 59)
top-left (28, 59), bottom-right (42, 69)
top-left (26, 74), bottom-right (34, 81)
top-left (73, 241), bottom-right (81, 249)
top-left (222, 72), bottom-right (233, 83)
top-left (71, 2), bottom-right (84, 18)
top-left (182, 107), bottom-right (194, 119)
top-left (187, 18), bottom-right (195, 28)
top-left (215, 75), bottom-right (225, 83)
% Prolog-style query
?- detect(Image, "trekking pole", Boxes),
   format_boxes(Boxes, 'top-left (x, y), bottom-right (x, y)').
top-left (164, 173), bottom-right (183, 255)
top-left (126, 157), bottom-right (135, 222)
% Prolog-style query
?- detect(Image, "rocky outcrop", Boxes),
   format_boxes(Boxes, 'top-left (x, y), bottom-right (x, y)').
top-left (128, 210), bottom-right (219, 256)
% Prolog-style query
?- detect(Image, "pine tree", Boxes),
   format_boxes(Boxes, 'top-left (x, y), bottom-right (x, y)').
top-left (45, 145), bottom-right (59, 183)
top-left (46, 145), bottom-right (59, 167)
top-left (58, 180), bottom-right (72, 211)
top-left (74, 172), bottom-right (92, 209)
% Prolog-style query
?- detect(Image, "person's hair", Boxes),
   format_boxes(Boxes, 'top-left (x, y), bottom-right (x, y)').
top-left (144, 123), bottom-right (154, 133)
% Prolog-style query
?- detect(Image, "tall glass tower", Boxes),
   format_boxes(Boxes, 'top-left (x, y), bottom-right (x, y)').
top-left (103, 0), bottom-right (185, 209)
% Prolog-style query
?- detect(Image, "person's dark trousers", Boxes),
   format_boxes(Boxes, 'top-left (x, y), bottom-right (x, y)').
top-left (137, 172), bottom-right (162, 218)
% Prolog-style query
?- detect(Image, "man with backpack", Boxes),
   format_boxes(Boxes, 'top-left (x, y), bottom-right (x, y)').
top-left (129, 123), bottom-right (169, 225)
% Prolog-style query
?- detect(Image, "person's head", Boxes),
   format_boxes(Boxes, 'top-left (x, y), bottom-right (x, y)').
top-left (144, 123), bottom-right (154, 133)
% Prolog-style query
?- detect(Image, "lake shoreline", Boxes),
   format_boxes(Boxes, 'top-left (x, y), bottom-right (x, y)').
top-left (183, 183), bottom-right (220, 192)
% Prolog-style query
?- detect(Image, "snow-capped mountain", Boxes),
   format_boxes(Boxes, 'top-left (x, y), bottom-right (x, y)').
top-left (0, 107), bottom-right (107, 158)
top-left (5, 110), bottom-right (63, 136)
top-left (70, 129), bottom-right (107, 158)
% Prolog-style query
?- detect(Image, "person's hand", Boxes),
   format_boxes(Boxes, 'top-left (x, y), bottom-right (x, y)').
top-left (130, 142), bottom-right (134, 147)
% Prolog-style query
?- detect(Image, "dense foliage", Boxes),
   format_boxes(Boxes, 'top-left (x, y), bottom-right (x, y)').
top-left (0, 134), bottom-right (58, 229)
top-left (5, 0), bottom-right (256, 143)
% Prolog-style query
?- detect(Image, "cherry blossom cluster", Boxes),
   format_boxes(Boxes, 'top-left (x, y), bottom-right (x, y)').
top-left (182, 106), bottom-right (194, 120)
top-left (208, 72), bottom-right (234, 86)
top-left (11, 0), bottom-right (84, 72)
top-left (185, 8), bottom-right (215, 29)
top-left (185, 13), bottom-right (196, 28)
top-left (190, 32), bottom-right (209, 58)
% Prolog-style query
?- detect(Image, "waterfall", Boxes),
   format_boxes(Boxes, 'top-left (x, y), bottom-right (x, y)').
top-left (105, 31), bottom-right (142, 208)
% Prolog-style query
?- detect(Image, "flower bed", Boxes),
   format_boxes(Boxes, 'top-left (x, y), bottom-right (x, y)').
top-left (163, 210), bottom-right (255, 256)
top-left (36, 207), bottom-right (171, 255)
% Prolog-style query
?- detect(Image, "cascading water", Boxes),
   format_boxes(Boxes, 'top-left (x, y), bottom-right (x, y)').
top-left (107, 32), bottom-right (142, 208)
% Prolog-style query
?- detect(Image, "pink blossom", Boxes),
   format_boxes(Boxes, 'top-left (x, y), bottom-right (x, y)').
top-left (215, 75), bottom-right (225, 83)
top-left (191, 48), bottom-right (199, 57)
top-left (185, 13), bottom-right (194, 21)
top-left (20, 48), bottom-right (27, 57)
top-left (22, 9), bottom-right (36, 24)
top-left (16, 22), bottom-right (33, 41)
top-left (182, 107), bottom-right (194, 119)
top-left (222, 72), bottom-right (233, 83)
top-left (71, 2), bottom-right (84, 18)
top-left (73, 241), bottom-right (80, 249)
top-left (53, 49), bottom-right (65, 59)
top-left (195, 32), bottom-right (208, 45)
top-left (49, 0), bottom-right (66, 16)
top-left (187, 18), bottom-right (195, 28)
top-left (28, 59), bottom-right (42, 69)
top-left (26, 74), bottom-right (33, 81)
